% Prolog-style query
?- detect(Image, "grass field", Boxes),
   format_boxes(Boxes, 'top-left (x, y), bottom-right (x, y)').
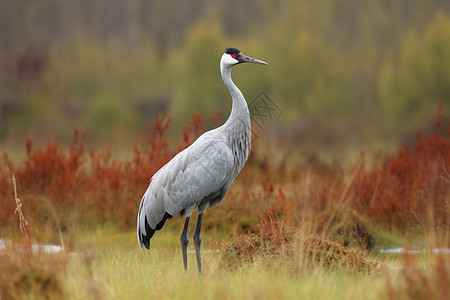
top-left (0, 109), bottom-right (449, 299)
top-left (1, 227), bottom-right (448, 299)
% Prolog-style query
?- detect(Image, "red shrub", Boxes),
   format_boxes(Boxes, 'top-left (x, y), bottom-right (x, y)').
top-left (344, 103), bottom-right (450, 229)
top-left (0, 103), bottom-right (447, 237)
top-left (15, 129), bottom-right (86, 202)
top-left (0, 154), bottom-right (15, 227)
top-left (178, 110), bottom-right (221, 151)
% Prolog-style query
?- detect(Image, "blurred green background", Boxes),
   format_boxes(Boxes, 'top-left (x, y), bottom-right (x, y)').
top-left (0, 0), bottom-right (449, 157)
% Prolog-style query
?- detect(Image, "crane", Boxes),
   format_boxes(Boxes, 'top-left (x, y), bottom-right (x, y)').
top-left (137, 48), bottom-right (267, 273)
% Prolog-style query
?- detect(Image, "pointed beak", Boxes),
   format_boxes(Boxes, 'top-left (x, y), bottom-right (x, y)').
top-left (241, 55), bottom-right (268, 65)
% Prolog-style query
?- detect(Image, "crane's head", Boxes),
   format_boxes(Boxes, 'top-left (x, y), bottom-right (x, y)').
top-left (221, 48), bottom-right (268, 69)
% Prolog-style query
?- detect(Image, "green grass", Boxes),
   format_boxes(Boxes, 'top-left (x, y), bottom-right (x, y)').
top-left (63, 230), bottom-right (385, 300)
top-left (1, 227), bottom-right (448, 300)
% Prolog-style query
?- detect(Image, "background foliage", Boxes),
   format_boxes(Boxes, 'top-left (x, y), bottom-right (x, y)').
top-left (1, 0), bottom-right (449, 154)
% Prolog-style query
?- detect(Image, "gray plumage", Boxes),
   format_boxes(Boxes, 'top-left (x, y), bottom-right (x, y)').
top-left (137, 48), bottom-right (267, 272)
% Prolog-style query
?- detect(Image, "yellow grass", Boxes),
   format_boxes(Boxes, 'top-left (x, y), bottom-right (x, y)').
top-left (1, 227), bottom-right (448, 299)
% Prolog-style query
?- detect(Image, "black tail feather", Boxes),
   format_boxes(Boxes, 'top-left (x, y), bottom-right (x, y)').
top-left (156, 212), bottom-right (173, 230)
top-left (141, 215), bottom-right (154, 249)
top-left (140, 213), bottom-right (172, 250)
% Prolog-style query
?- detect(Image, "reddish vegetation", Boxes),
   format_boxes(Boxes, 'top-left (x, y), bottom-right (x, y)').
top-left (0, 105), bottom-right (448, 238)
top-left (0, 112), bottom-right (222, 234)
top-left (346, 102), bottom-right (449, 230)
top-left (178, 111), bottom-right (221, 151)
top-left (212, 207), bottom-right (376, 273)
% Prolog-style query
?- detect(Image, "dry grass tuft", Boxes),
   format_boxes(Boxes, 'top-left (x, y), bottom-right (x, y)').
top-left (0, 243), bottom-right (68, 300)
top-left (12, 174), bottom-right (28, 238)
top-left (213, 207), bottom-right (377, 275)
top-left (293, 234), bottom-right (377, 275)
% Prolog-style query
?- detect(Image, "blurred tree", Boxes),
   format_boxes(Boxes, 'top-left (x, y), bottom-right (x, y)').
top-left (1, 0), bottom-right (450, 151)
top-left (379, 13), bottom-right (450, 130)
top-left (84, 92), bottom-right (136, 142)
top-left (169, 19), bottom-right (229, 127)
top-left (14, 33), bottom-right (166, 141)
top-left (266, 11), bottom-right (355, 147)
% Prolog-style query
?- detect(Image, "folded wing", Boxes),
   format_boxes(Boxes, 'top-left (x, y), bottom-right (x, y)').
top-left (137, 136), bottom-right (234, 249)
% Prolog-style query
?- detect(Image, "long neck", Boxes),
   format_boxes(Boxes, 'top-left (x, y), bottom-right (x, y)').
top-left (221, 66), bottom-right (251, 131)
top-left (220, 64), bottom-right (252, 174)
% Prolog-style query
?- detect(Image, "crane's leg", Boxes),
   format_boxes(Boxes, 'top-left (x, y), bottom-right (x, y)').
top-left (181, 216), bottom-right (190, 271)
top-left (193, 213), bottom-right (203, 273)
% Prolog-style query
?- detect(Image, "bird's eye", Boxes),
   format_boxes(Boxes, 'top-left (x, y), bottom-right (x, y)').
top-left (232, 54), bottom-right (237, 58)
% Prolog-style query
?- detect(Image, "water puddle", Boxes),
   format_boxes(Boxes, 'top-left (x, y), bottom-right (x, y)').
top-left (380, 247), bottom-right (450, 255)
top-left (0, 238), bottom-right (64, 254)
top-left (379, 247), bottom-right (450, 270)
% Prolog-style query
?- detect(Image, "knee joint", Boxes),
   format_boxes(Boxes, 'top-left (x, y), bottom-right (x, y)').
top-left (193, 235), bottom-right (202, 245)
top-left (181, 236), bottom-right (189, 246)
